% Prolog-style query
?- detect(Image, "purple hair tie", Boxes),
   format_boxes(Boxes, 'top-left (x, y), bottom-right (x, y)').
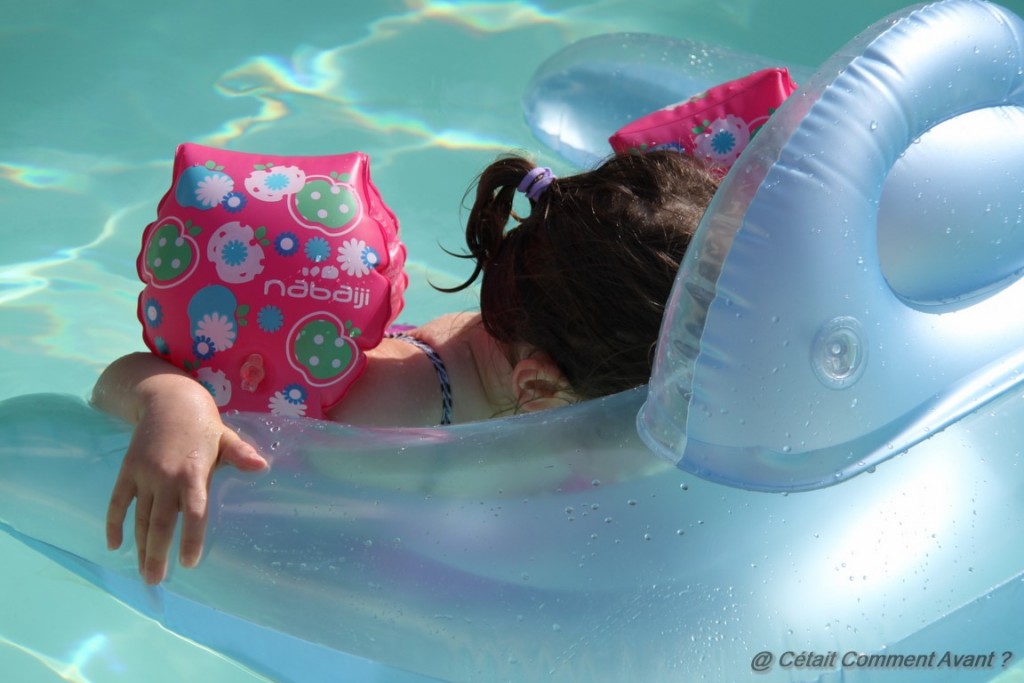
top-left (517, 166), bottom-right (557, 201)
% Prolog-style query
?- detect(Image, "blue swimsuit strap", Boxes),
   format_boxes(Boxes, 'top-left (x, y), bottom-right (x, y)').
top-left (385, 332), bottom-right (453, 426)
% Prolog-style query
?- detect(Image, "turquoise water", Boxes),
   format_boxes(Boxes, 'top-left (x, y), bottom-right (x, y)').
top-left (4, 1), bottom-right (1024, 681)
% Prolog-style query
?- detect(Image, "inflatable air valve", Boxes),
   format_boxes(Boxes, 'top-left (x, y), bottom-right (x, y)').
top-left (239, 353), bottom-right (265, 392)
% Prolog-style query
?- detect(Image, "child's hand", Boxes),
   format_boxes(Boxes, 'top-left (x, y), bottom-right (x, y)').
top-left (106, 404), bottom-right (267, 584)
top-left (93, 353), bottom-right (268, 584)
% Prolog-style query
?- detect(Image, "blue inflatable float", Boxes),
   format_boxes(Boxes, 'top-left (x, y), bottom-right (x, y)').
top-left (4, 1), bottom-right (1024, 681)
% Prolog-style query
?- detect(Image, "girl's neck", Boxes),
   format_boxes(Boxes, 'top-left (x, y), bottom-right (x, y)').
top-left (409, 312), bottom-right (518, 422)
top-left (327, 311), bottom-right (517, 427)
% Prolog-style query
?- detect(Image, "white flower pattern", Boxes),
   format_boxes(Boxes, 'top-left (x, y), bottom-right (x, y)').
top-left (269, 390), bottom-right (307, 417)
top-left (195, 172), bottom-right (234, 207)
top-left (195, 312), bottom-right (237, 351)
top-left (336, 238), bottom-right (372, 277)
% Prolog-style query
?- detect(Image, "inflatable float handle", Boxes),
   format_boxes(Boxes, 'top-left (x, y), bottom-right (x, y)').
top-left (639, 0), bottom-right (1024, 491)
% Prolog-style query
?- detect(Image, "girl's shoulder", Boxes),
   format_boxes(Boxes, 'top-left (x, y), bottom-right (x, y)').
top-left (409, 311), bottom-right (483, 345)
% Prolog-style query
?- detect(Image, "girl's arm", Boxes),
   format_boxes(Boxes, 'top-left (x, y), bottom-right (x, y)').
top-left (91, 352), bottom-right (267, 584)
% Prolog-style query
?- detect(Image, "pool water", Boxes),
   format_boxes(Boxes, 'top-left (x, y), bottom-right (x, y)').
top-left (4, 1), bottom-right (1024, 681)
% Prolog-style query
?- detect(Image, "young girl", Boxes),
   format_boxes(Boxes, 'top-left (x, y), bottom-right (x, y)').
top-left (92, 150), bottom-right (720, 584)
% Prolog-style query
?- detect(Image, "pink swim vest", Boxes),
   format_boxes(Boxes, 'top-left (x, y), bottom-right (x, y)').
top-left (137, 143), bottom-right (407, 419)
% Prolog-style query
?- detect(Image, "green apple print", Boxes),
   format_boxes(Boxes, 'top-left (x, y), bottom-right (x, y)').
top-left (145, 220), bottom-right (199, 284)
top-left (292, 317), bottom-right (355, 382)
top-left (294, 174), bottom-right (359, 231)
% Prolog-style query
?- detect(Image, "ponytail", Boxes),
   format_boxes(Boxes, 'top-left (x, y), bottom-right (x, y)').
top-left (445, 156), bottom-right (536, 293)
top-left (443, 150), bottom-right (720, 400)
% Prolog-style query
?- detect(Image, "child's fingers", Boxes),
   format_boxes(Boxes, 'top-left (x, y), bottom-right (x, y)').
top-left (178, 483), bottom-right (209, 569)
top-left (133, 491), bottom-right (154, 576)
top-left (143, 494), bottom-right (180, 585)
top-left (106, 478), bottom-right (136, 551)
top-left (219, 431), bottom-right (268, 472)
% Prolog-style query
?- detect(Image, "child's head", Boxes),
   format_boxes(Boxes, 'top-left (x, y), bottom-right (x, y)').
top-left (452, 151), bottom-right (720, 402)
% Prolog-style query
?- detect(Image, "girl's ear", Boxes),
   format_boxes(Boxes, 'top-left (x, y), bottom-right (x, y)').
top-left (511, 353), bottom-right (574, 413)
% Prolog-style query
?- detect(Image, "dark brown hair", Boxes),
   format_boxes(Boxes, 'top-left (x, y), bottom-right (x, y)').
top-left (449, 150), bottom-right (720, 400)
